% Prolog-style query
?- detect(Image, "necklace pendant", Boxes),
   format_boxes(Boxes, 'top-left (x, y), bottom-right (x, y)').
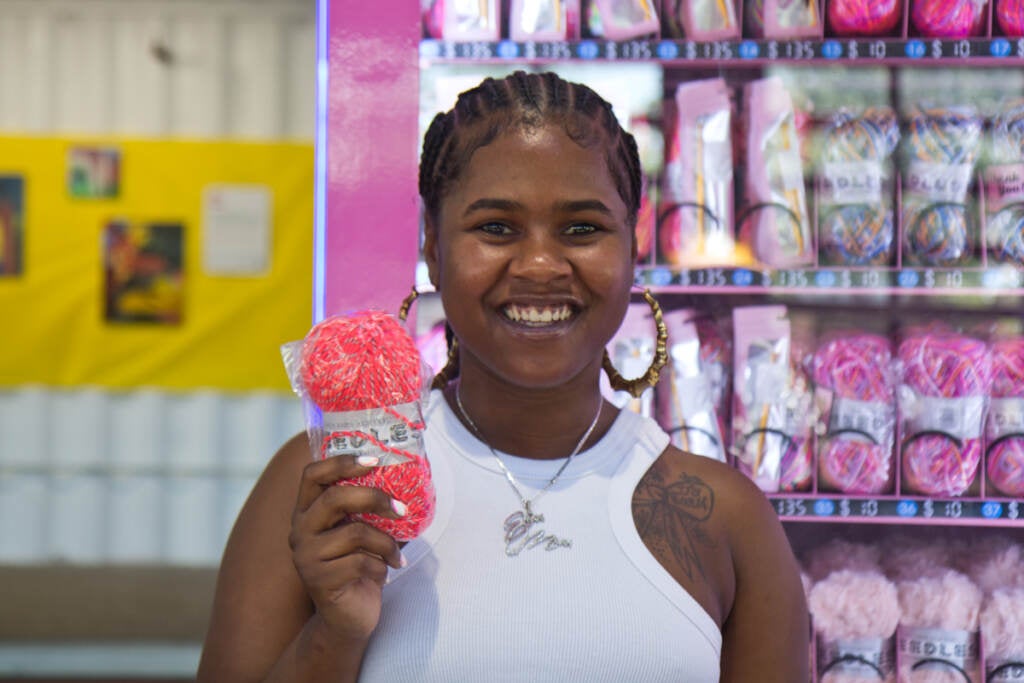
top-left (502, 507), bottom-right (572, 557)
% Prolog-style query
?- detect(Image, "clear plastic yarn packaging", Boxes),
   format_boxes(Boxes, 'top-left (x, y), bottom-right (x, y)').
top-left (730, 306), bottom-right (813, 492)
top-left (986, 337), bottom-right (1024, 496)
top-left (827, 0), bottom-right (901, 36)
top-left (508, 0), bottom-right (580, 40)
top-left (586, 0), bottom-right (661, 39)
top-left (817, 107), bottom-right (901, 266)
top-left (281, 309), bottom-right (436, 541)
top-left (809, 570), bottom-right (900, 683)
top-left (983, 99), bottom-right (1024, 265)
top-left (895, 569), bottom-right (983, 683)
top-left (900, 106), bottom-right (983, 267)
top-left (669, 0), bottom-right (740, 39)
top-left (980, 587), bottom-right (1024, 681)
top-left (655, 308), bottom-right (729, 462)
top-left (910, 0), bottom-right (987, 37)
top-left (812, 332), bottom-right (897, 494)
top-left (745, 0), bottom-right (823, 38)
top-left (740, 77), bottom-right (815, 268)
top-left (897, 327), bottom-right (992, 497)
top-left (659, 78), bottom-right (735, 267)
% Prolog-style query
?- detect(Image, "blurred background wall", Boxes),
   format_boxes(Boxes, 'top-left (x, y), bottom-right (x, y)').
top-left (0, 0), bottom-right (315, 678)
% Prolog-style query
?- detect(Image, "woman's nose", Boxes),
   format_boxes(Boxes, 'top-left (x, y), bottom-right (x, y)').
top-left (507, 230), bottom-right (572, 282)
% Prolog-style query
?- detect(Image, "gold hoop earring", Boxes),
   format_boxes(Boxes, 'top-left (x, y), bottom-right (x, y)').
top-left (602, 288), bottom-right (669, 399)
top-left (397, 285), bottom-right (419, 322)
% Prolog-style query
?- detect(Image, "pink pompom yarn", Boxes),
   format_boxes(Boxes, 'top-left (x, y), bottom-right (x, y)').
top-left (960, 538), bottom-right (1024, 595)
top-left (810, 570), bottom-right (901, 641)
top-left (879, 534), bottom-right (952, 582)
top-left (980, 587), bottom-right (1024, 659)
top-left (299, 310), bottom-right (435, 541)
top-left (898, 569), bottom-right (983, 631)
top-left (804, 538), bottom-right (883, 582)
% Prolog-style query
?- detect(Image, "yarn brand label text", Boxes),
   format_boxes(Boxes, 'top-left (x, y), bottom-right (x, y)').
top-left (323, 401), bottom-right (424, 464)
top-left (897, 627), bottom-right (980, 681)
top-left (817, 636), bottom-right (894, 678)
top-left (828, 397), bottom-right (892, 446)
top-left (906, 162), bottom-right (973, 202)
top-left (987, 398), bottom-right (1024, 439)
top-left (984, 163), bottom-right (1024, 211)
top-left (821, 161), bottom-right (885, 204)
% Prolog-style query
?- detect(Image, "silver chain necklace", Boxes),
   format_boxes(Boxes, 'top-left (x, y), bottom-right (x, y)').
top-left (454, 385), bottom-right (602, 556)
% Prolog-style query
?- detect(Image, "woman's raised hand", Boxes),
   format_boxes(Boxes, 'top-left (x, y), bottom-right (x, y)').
top-left (289, 455), bottom-right (407, 643)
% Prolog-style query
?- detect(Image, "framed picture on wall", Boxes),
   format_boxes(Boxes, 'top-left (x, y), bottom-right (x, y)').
top-left (68, 146), bottom-right (121, 199)
top-left (0, 175), bottom-right (24, 276)
top-left (103, 219), bottom-right (184, 324)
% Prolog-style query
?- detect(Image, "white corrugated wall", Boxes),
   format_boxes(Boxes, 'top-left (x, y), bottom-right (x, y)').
top-left (0, 0), bottom-right (315, 567)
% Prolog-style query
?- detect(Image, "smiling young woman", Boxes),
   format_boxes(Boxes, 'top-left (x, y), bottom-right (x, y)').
top-left (197, 70), bottom-right (810, 683)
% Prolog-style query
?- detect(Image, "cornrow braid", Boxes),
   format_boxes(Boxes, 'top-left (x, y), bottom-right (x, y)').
top-left (418, 70), bottom-right (643, 228)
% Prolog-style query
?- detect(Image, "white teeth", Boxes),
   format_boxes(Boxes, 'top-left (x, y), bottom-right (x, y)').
top-left (503, 305), bottom-right (572, 324)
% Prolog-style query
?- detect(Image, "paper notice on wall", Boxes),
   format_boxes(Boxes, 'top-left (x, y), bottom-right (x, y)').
top-left (202, 184), bottom-right (272, 275)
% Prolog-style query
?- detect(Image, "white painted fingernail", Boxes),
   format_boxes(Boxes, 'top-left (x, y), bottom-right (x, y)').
top-left (357, 455), bottom-right (379, 467)
top-left (400, 552), bottom-right (408, 568)
top-left (391, 499), bottom-right (408, 517)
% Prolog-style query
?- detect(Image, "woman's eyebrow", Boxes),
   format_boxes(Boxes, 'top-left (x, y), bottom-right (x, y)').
top-left (553, 199), bottom-right (614, 216)
top-left (464, 198), bottom-right (521, 215)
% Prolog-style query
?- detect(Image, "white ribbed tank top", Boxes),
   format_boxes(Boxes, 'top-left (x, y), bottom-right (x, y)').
top-left (358, 390), bottom-right (721, 682)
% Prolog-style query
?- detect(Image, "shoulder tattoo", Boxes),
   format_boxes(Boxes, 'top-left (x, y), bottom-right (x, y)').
top-left (632, 466), bottom-right (717, 584)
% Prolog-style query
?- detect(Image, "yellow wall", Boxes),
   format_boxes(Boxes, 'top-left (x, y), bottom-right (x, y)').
top-left (0, 137), bottom-right (313, 391)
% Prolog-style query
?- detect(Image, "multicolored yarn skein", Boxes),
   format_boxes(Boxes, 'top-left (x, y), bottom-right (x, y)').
top-left (298, 310), bottom-right (435, 541)
top-left (997, 0), bottom-right (1024, 36)
top-left (911, 0), bottom-right (986, 37)
top-left (828, 0), bottom-right (901, 35)
top-left (898, 329), bottom-right (991, 496)
top-left (987, 338), bottom-right (1024, 496)
top-left (901, 107), bottom-right (983, 266)
top-left (818, 108), bottom-right (901, 266)
top-left (812, 333), bottom-right (896, 494)
top-left (985, 100), bottom-right (1024, 264)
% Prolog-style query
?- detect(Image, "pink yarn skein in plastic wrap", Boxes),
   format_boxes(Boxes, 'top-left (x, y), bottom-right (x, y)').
top-left (812, 333), bottom-right (896, 494)
top-left (898, 330), bottom-right (991, 496)
top-left (911, 0), bottom-right (986, 37)
top-left (297, 310), bottom-right (436, 541)
top-left (986, 338), bottom-right (1024, 496)
top-left (828, 0), bottom-right (901, 35)
top-left (997, 0), bottom-right (1024, 36)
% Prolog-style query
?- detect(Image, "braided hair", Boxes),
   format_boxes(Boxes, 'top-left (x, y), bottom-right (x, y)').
top-left (419, 70), bottom-right (643, 228)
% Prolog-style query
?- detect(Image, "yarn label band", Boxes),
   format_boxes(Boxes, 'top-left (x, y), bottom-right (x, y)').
top-left (987, 655), bottom-right (1024, 681)
top-left (816, 636), bottom-right (894, 679)
top-left (987, 397), bottom-right (1024, 439)
top-left (323, 401), bottom-right (424, 465)
top-left (899, 392), bottom-right (985, 441)
top-left (984, 163), bottom-right (1024, 212)
top-left (905, 161), bottom-right (974, 202)
top-left (827, 397), bottom-right (892, 445)
top-left (897, 626), bottom-right (980, 682)
top-left (820, 161), bottom-right (885, 204)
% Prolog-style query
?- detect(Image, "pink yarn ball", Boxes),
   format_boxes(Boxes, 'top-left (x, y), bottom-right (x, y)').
top-left (980, 587), bottom-right (1024, 659)
top-left (828, 0), bottom-right (902, 35)
top-left (911, 0), bottom-right (985, 37)
top-left (810, 570), bottom-right (901, 640)
top-left (898, 331), bottom-right (991, 496)
top-left (300, 310), bottom-right (435, 541)
top-left (898, 569), bottom-right (983, 631)
top-left (997, 0), bottom-right (1024, 36)
top-left (987, 338), bottom-right (1024, 496)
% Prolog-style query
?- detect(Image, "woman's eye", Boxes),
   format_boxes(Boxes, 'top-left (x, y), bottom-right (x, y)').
top-left (565, 223), bottom-right (599, 236)
top-left (477, 222), bottom-right (511, 236)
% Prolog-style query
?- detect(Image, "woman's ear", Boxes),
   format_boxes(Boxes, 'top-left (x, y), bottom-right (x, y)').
top-left (422, 213), bottom-right (441, 289)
